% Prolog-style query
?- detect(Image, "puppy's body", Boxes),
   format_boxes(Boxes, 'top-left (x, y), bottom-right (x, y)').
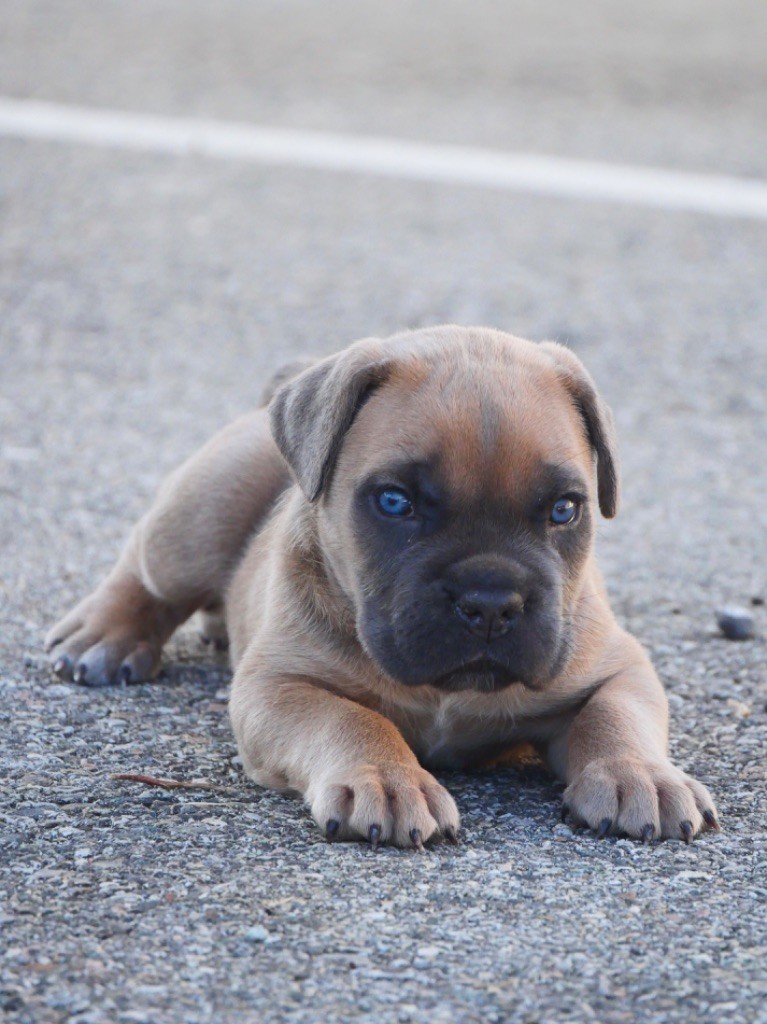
top-left (47, 327), bottom-right (718, 847)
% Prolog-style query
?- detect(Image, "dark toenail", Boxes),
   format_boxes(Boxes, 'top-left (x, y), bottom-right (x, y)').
top-left (443, 825), bottom-right (459, 846)
top-left (702, 810), bottom-right (720, 831)
top-left (410, 828), bottom-right (425, 851)
top-left (640, 823), bottom-right (655, 844)
top-left (596, 817), bottom-right (612, 839)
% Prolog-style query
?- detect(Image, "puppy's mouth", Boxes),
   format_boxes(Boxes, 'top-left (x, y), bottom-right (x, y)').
top-left (402, 624), bottom-right (571, 693)
top-left (359, 605), bottom-right (570, 693)
top-left (430, 656), bottom-right (528, 693)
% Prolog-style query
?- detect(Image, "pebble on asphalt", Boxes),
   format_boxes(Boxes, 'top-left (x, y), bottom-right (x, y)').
top-left (715, 605), bottom-right (756, 640)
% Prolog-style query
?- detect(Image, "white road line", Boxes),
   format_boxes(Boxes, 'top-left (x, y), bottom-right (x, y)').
top-left (2, 97), bottom-right (767, 221)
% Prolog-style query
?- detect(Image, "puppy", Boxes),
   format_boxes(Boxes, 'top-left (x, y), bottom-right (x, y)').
top-left (46, 327), bottom-right (719, 848)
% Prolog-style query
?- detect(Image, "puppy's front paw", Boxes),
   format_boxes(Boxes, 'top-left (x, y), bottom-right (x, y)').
top-left (308, 763), bottom-right (460, 849)
top-left (563, 757), bottom-right (719, 843)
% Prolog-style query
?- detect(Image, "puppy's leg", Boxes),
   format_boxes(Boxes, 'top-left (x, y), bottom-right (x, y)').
top-left (547, 637), bottom-right (719, 842)
top-left (46, 411), bottom-right (289, 686)
top-left (230, 669), bottom-right (460, 848)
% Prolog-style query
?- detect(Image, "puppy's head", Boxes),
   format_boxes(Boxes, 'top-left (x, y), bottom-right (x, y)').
top-left (270, 327), bottom-right (618, 692)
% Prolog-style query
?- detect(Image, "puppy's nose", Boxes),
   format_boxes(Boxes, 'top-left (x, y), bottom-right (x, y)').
top-left (453, 589), bottom-right (524, 641)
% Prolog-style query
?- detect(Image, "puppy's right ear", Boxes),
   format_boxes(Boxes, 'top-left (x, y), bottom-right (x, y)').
top-left (269, 339), bottom-right (390, 501)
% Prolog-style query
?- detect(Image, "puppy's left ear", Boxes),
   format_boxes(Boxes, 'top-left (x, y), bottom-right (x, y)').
top-left (269, 338), bottom-right (390, 501)
top-left (540, 342), bottom-right (620, 518)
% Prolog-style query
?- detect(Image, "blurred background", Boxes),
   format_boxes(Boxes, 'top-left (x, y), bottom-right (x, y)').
top-left (1, 3), bottom-right (766, 1022)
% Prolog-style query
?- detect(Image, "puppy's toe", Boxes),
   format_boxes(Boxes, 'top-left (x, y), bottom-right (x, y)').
top-left (386, 783), bottom-right (439, 849)
top-left (117, 642), bottom-right (160, 685)
top-left (51, 652), bottom-right (76, 681)
top-left (420, 778), bottom-right (461, 842)
top-left (563, 759), bottom-right (620, 834)
top-left (347, 772), bottom-right (397, 845)
top-left (72, 641), bottom-right (123, 687)
top-left (45, 608), bottom-right (85, 654)
top-left (48, 628), bottom-right (97, 681)
top-left (686, 777), bottom-right (720, 832)
top-left (310, 783), bottom-right (356, 841)
top-left (613, 769), bottom-right (660, 839)
top-left (654, 766), bottom-right (714, 841)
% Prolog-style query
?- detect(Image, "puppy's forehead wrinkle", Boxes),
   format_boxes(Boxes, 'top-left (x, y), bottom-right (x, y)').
top-left (378, 353), bottom-right (589, 486)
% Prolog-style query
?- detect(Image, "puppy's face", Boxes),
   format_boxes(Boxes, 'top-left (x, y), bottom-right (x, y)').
top-left (271, 328), bottom-right (618, 693)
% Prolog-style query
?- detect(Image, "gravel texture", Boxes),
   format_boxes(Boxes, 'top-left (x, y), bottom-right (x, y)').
top-left (2, 3), bottom-right (767, 1023)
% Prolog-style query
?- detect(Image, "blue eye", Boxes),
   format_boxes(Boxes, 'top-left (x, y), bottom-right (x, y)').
top-left (550, 497), bottom-right (579, 525)
top-left (377, 487), bottom-right (414, 517)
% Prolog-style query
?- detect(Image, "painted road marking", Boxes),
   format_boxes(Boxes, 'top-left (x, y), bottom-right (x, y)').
top-left (2, 97), bottom-right (767, 220)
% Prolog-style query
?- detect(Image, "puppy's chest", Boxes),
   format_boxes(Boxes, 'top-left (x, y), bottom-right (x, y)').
top-left (386, 689), bottom-right (569, 770)
top-left (392, 696), bottom-right (516, 770)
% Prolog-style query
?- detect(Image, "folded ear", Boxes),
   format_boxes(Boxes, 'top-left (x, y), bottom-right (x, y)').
top-left (269, 339), bottom-right (390, 501)
top-left (540, 342), bottom-right (620, 518)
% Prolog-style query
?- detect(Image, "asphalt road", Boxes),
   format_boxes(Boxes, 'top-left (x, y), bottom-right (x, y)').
top-left (1, 3), bottom-right (766, 1023)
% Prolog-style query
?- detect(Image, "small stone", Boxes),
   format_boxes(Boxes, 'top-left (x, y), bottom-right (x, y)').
top-left (726, 699), bottom-right (751, 719)
top-left (716, 606), bottom-right (755, 640)
top-left (244, 925), bottom-right (269, 943)
top-left (416, 945), bottom-right (441, 960)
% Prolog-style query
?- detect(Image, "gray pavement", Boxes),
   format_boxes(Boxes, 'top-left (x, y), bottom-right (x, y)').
top-left (3, 0), bottom-right (767, 176)
top-left (1, 3), bottom-right (766, 1023)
